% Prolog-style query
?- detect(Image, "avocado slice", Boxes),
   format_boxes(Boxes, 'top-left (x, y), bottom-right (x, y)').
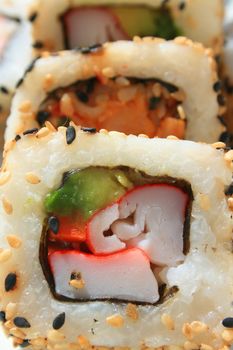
top-left (111, 6), bottom-right (182, 40)
top-left (44, 167), bottom-right (128, 220)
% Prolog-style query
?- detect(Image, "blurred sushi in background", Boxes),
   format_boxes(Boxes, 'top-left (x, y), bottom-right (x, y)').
top-left (5, 39), bottom-right (225, 143)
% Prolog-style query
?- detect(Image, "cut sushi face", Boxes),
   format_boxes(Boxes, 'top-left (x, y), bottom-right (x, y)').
top-left (41, 167), bottom-right (192, 304)
top-left (37, 77), bottom-right (186, 139)
top-left (0, 15), bottom-right (19, 58)
top-left (62, 5), bottom-right (182, 48)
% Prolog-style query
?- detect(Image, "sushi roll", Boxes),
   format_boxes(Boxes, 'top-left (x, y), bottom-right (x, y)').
top-left (221, 0), bottom-right (233, 139)
top-left (5, 38), bottom-right (225, 143)
top-left (31, 0), bottom-right (224, 54)
top-left (0, 126), bottom-right (232, 349)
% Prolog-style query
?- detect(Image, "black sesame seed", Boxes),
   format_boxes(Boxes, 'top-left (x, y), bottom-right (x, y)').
top-left (225, 184), bottom-right (233, 196)
top-left (37, 110), bottom-right (51, 125)
top-left (217, 115), bottom-right (227, 127)
top-left (76, 91), bottom-right (89, 103)
top-left (48, 216), bottom-right (59, 234)
top-left (16, 77), bottom-right (24, 89)
top-left (66, 126), bottom-right (76, 145)
top-left (14, 317), bottom-right (31, 328)
top-left (20, 340), bottom-right (30, 348)
top-left (222, 317), bottom-right (233, 328)
top-left (149, 97), bottom-right (161, 110)
top-left (23, 128), bottom-right (39, 135)
top-left (81, 127), bottom-right (97, 133)
top-left (29, 12), bottom-right (38, 22)
top-left (0, 311), bottom-right (6, 322)
top-left (179, 1), bottom-right (186, 10)
top-left (79, 43), bottom-right (102, 54)
top-left (52, 312), bottom-right (66, 330)
top-left (32, 41), bottom-right (44, 49)
top-left (213, 81), bottom-right (222, 92)
top-left (217, 94), bottom-right (226, 106)
top-left (0, 86), bottom-right (9, 94)
top-left (15, 135), bottom-right (21, 142)
top-left (25, 58), bottom-right (39, 74)
top-left (219, 131), bottom-right (233, 147)
top-left (94, 318), bottom-right (98, 323)
top-left (5, 273), bottom-right (17, 292)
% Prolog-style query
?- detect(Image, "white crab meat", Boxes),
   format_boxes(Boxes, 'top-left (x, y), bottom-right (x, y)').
top-left (63, 7), bottom-right (129, 48)
top-left (88, 185), bottom-right (188, 266)
top-left (0, 16), bottom-right (18, 57)
top-left (49, 248), bottom-right (159, 303)
top-left (87, 203), bottom-right (126, 254)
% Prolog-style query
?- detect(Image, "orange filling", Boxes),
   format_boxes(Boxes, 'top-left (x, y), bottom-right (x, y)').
top-left (39, 78), bottom-right (186, 139)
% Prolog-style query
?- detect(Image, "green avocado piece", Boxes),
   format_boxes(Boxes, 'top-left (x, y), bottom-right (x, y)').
top-left (44, 168), bottom-right (127, 220)
top-left (111, 6), bottom-right (182, 40)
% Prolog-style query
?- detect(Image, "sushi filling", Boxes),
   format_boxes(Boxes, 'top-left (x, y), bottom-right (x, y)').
top-left (40, 167), bottom-right (192, 304)
top-left (0, 15), bottom-right (19, 59)
top-left (61, 5), bottom-right (182, 48)
top-left (37, 78), bottom-right (186, 138)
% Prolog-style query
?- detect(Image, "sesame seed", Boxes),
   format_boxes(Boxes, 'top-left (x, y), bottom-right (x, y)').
top-left (16, 78), bottom-right (24, 88)
top-left (177, 105), bottom-right (186, 120)
top-left (66, 126), bottom-right (76, 145)
top-left (213, 81), bottom-right (222, 92)
top-left (43, 74), bottom-right (54, 90)
top-left (81, 127), bottom-right (96, 133)
top-left (76, 91), bottom-right (89, 103)
top-left (60, 93), bottom-right (74, 117)
top-left (30, 337), bottom-right (47, 347)
top-left (79, 43), bottom-right (102, 54)
top-left (0, 311), bottom-right (6, 322)
top-left (222, 329), bottom-right (233, 343)
top-left (0, 249), bottom-right (12, 263)
top-left (200, 344), bottom-right (213, 350)
top-left (69, 279), bottom-right (85, 289)
top-left (10, 327), bottom-right (26, 339)
top-left (182, 323), bottom-right (193, 339)
top-left (77, 335), bottom-right (90, 347)
top-left (53, 313), bottom-right (66, 330)
top-left (29, 11), bottom-right (38, 22)
top-left (125, 303), bottom-right (139, 321)
top-left (172, 89), bottom-right (186, 101)
top-left (25, 172), bottom-right (41, 185)
top-left (190, 321), bottom-right (208, 333)
top-left (161, 313), bottom-right (175, 330)
top-left (19, 101), bottom-right (32, 113)
top-left (184, 341), bottom-right (199, 350)
top-left (106, 314), bottom-right (124, 328)
top-left (5, 273), bottom-right (17, 292)
top-left (7, 235), bottom-right (22, 249)
top-left (211, 142), bottom-right (226, 149)
top-left (23, 128), bottom-right (38, 136)
top-left (37, 111), bottom-right (51, 125)
top-left (36, 127), bottom-right (50, 138)
top-left (102, 67), bottom-right (115, 78)
top-left (115, 77), bottom-right (130, 87)
top-left (45, 120), bottom-right (56, 132)
top-left (13, 317), bottom-right (31, 329)
top-left (0, 171), bottom-right (11, 186)
top-left (167, 135), bottom-right (179, 140)
top-left (6, 303), bottom-right (17, 320)
top-left (222, 317), bottom-right (233, 328)
top-left (15, 135), bottom-right (21, 142)
top-left (217, 94), bottom-right (226, 106)
top-left (2, 196), bottom-right (13, 215)
top-left (228, 198), bottom-right (233, 211)
top-left (179, 1), bottom-right (186, 10)
top-left (19, 339), bottom-right (30, 348)
top-left (0, 86), bottom-right (9, 94)
top-left (47, 329), bottom-right (65, 342)
top-left (48, 216), bottom-right (59, 234)
top-left (32, 41), bottom-right (44, 49)
top-left (224, 150), bottom-right (233, 163)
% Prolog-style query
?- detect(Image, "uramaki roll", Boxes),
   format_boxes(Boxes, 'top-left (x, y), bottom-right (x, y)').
top-left (5, 38), bottom-right (225, 143)
top-left (26, 0), bottom-right (224, 54)
top-left (0, 126), bottom-right (232, 349)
